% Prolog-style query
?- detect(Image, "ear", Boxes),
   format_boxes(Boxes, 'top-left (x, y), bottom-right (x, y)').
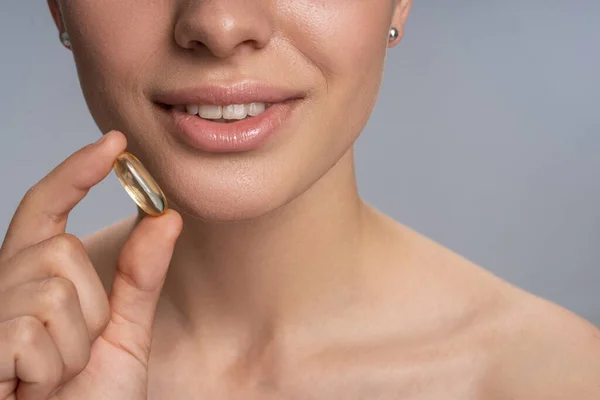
top-left (389, 0), bottom-right (413, 48)
top-left (47, 0), bottom-right (66, 33)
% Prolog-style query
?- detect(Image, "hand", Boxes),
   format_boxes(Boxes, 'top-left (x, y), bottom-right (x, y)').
top-left (0, 131), bottom-right (182, 400)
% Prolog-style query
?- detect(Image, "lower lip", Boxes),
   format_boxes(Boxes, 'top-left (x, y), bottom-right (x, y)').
top-left (163, 101), bottom-right (298, 153)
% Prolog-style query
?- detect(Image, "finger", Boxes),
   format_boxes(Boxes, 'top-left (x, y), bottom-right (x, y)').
top-left (0, 234), bottom-right (110, 342)
top-left (0, 316), bottom-right (64, 400)
top-left (0, 130), bottom-right (127, 262)
top-left (103, 209), bottom-right (182, 365)
top-left (0, 278), bottom-right (91, 382)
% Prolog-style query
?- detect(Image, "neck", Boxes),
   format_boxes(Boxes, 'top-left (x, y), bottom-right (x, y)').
top-left (151, 149), bottom-right (375, 340)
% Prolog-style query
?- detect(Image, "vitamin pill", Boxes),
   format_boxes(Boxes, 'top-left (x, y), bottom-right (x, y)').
top-left (113, 152), bottom-right (168, 217)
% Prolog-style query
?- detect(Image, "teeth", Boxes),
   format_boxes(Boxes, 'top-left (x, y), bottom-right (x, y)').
top-left (175, 102), bottom-right (269, 120)
top-left (185, 104), bottom-right (199, 115)
top-left (223, 104), bottom-right (248, 120)
top-left (198, 105), bottom-right (222, 119)
top-left (248, 102), bottom-right (266, 116)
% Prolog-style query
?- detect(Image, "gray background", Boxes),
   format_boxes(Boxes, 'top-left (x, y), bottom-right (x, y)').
top-left (1, 2), bottom-right (598, 325)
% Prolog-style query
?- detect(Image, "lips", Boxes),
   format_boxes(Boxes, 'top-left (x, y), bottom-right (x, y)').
top-left (153, 81), bottom-right (305, 153)
top-left (154, 82), bottom-right (304, 106)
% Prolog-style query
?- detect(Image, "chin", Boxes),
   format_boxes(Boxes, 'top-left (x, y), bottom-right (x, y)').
top-left (165, 188), bottom-right (291, 222)
top-left (148, 158), bottom-right (298, 223)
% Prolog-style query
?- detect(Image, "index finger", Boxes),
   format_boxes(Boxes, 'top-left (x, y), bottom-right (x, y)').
top-left (0, 130), bottom-right (127, 262)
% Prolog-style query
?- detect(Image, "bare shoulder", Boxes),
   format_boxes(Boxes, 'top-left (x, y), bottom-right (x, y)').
top-left (427, 243), bottom-right (600, 398)
top-left (80, 215), bottom-right (139, 293)
top-left (484, 287), bottom-right (600, 399)
top-left (372, 208), bottom-right (600, 399)
top-left (425, 252), bottom-right (600, 399)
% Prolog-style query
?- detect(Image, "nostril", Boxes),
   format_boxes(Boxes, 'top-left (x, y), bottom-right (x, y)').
top-left (187, 40), bottom-right (207, 52)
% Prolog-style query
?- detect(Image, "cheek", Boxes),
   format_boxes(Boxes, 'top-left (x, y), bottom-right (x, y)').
top-left (65, 1), bottom-right (169, 130)
top-left (284, 0), bottom-right (390, 69)
top-left (283, 0), bottom-right (391, 142)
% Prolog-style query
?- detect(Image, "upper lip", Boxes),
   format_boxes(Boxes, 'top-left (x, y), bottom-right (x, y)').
top-left (153, 80), bottom-right (306, 106)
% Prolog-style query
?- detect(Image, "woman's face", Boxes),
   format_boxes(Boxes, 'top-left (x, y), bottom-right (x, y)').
top-left (49, 0), bottom-right (411, 221)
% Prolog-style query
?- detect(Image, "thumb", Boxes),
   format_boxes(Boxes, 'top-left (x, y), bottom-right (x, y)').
top-left (103, 209), bottom-right (182, 364)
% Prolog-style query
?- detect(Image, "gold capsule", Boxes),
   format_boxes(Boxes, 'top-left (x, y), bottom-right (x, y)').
top-left (113, 152), bottom-right (168, 217)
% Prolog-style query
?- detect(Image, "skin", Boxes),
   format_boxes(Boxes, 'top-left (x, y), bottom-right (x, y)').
top-left (0, 0), bottom-right (596, 398)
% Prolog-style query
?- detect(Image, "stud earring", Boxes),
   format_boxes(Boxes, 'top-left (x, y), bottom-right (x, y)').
top-left (389, 27), bottom-right (399, 42)
top-left (60, 31), bottom-right (71, 48)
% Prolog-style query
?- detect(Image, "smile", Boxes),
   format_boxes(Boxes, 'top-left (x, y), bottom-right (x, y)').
top-left (173, 103), bottom-right (271, 123)
top-left (153, 81), bottom-right (305, 153)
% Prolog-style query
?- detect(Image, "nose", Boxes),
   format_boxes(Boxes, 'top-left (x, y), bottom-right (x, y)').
top-left (173, 0), bottom-right (274, 58)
